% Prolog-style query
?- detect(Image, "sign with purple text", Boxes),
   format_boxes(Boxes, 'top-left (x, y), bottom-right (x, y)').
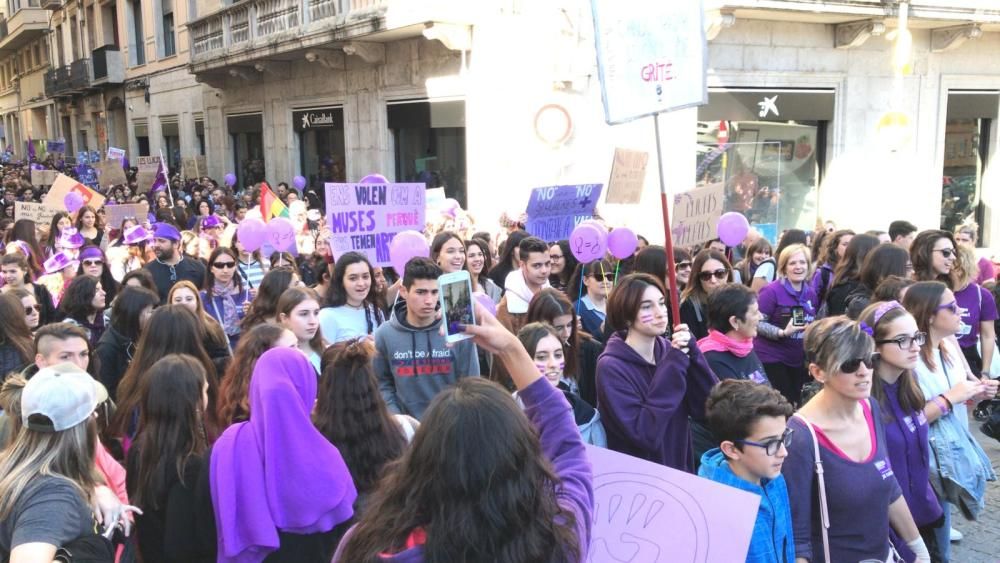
top-left (324, 182), bottom-right (426, 267)
top-left (525, 184), bottom-right (603, 242)
top-left (585, 445), bottom-right (758, 562)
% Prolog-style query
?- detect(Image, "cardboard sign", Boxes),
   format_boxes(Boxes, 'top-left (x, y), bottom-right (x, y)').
top-left (591, 0), bottom-right (707, 124)
top-left (181, 156), bottom-right (207, 179)
top-left (525, 184), bottom-right (603, 242)
top-left (30, 169), bottom-right (58, 186)
top-left (324, 182), bottom-right (426, 267)
top-left (136, 156), bottom-right (161, 194)
top-left (42, 173), bottom-right (106, 210)
top-left (671, 182), bottom-right (724, 247)
top-left (585, 445), bottom-right (758, 562)
top-left (606, 148), bottom-right (649, 204)
top-left (46, 140), bottom-right (66, 154)
top-left (103, 203), bottom-right (147, 230)
top-left (107, 147), bottom-right (126, 161)
top-left (93, 159), bottom-right (128, 188)
top-left (14, 201), bottom-right (59, 224)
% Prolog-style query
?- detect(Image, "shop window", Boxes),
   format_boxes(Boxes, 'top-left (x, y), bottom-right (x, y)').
top-left (941, 91), bottom-right (996, 241)
top-left (227, 113), bottom-right (265, 189)
top-left (161, 117), bottom-right (179, 170)
top-left (293, 106), bottom-right (346, 192)
top-left (195, 118), bottom-right (205, 155)
top-left (388, 99), bottom-right (467, 207)
top-left (134, 119), bottom-right (149, 156)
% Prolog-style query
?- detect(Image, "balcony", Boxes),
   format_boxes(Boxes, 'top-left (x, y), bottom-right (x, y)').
top-left (0, 7), bottom-right (49, 53)
top-left (92, 46), bottom-right (124, 85)
top-left (187, 0), bottom-right (472, 75)
top-left (44, 58), bottom-right (93, 97)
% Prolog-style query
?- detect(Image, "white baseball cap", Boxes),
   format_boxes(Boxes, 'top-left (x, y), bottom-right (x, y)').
top-left (21, 363), bottom-right (108, 432)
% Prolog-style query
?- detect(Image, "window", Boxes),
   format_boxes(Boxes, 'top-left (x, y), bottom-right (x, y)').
top-left (940, 91), bottom-right (997, 242)
top-left (194, 117), bottom-right (205, 155)
top-left (161, 0), bottom-right (176, 58)
top-left (161, 117), bottom-right (179, 169)
top-left (294, 107), bottom-right (347, 190)
top-left (134, 120), bottom-right (149, 156)
top-left (227, 113), bottom-right (265, 188)
top-left (128, 0), bottom-right (145, 66)
top-left (387, 99), bottom-right (468, 206)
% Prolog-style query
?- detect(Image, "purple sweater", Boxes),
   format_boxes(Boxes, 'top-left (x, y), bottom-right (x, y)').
top-left (783, 400), bottom-right (902, 563)
top-left (754, 279), bottom-right (817, 367)
top-left (596, 333), bottom-right (718, 472)
top-left (332, 377), bottom-right (594, 562)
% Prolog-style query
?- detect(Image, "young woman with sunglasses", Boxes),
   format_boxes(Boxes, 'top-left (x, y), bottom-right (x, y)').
top-left (782, 317), bottom-right (931, 563)
top-left (754, 244), bottom-right (817, 406)
top-left (77, 245), bottom-right (119, 306)
top-left (680, 249), bottom-right (734, 341)
top-left (7, 287), bottom-right (39, 332)
top-left (202, 247), bottom-right (251, 348)
top-left (568, 259), bottom-right (614, 343)
top-left (860, 301), bottom-right (945, 561)
top-left (1, 252), bottom-right (56, 325)
top-left (910, 230), bottom-right (958, 287)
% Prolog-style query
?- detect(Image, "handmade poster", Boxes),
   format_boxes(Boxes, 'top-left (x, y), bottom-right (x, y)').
top-left (606, 148), bottom-right (649, 204)
top-left (591, 0), bottom-right (707, 124)
top-left (107, 147), bottom-right (126, 161)
top-left (30, 169), bottom-right (58, 186)
top-left (585, 445), bottom-right (758, 562)
top-left (14, 201), bottom-right (59, 225)
top-left (671, 182), bottom-right (725, 247)
top-left (93, 160), bottom-right (128, 188)
top-left (104, 203), bottom-right (147, 230)
top-left (78, 165), bottom-right (98, 188)
top-left (43, 173), bottom-right (106, 210)
top-left (181, 155), bottom-right (207, 179)
top-left (136, 156), bottom-right (161, 193)
top-left (425, 187), bottom-right (446, 212)
top-left (324, 182), bottom-right (426, 267)
top-left (525, 184), bottom-right (603, 241)
top-left (46, 140), bottom-right (66, 154)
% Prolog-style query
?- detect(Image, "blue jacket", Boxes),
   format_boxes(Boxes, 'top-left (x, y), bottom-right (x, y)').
top-left (699, 449), bottom-right (795, 563)
top-left (928, 409), bottom-right (996, 520)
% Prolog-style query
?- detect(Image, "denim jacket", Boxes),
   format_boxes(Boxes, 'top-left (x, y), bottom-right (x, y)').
top-left (928, 410), bottom-right (996, 520)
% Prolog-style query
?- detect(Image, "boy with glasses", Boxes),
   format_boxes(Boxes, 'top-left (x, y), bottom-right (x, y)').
top-left (699, 380), bottom-right (795, 563)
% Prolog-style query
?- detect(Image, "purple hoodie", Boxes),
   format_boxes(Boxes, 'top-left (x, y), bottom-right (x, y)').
top-left (332, 376), bottom-right (594, 562)
top-left (596, 332), bottom-right (719, 472)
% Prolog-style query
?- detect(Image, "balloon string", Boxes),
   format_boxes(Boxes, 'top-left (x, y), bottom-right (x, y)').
top-left (577, 266), bottom-right (586, 316)
top-left (614, 260), bottom-right (620, 285)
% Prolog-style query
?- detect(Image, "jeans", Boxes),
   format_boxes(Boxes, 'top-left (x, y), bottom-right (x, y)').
top-left (931, 500), bottom-right (951, 563)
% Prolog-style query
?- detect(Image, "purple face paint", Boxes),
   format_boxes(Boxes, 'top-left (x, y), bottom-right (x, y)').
top-left (534, 363), bottom-right (548, 375)
top-left (639, 313), bottom-right (655, 325)
top-left (558, 361), bottom-right (565, 372)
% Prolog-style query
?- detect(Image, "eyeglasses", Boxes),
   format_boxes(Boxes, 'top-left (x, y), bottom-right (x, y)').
top-left (876, 332), bottom-right (927, 351)
top-left (24, 304), bottom-right (38, 315)
top-left (588, 273), bottom-right (610, 282)
top-left (840, 355), bottom-right (876, 374)
top-left (550, 253), bottom-right (564, 260)
top-left (738, 428), bottom-right (793, 456)
top-left (935, 301), bottom-right (959, 315)
top-left (82, 259), bottom-right (103, 267)
top-left (675, 261), bottom-right (692, 271)
top-left (934, 248), bottom-right (955, 259)
top-left (698, 269), bottom-right (728, 282)
top-left (212, 261), bottom-right (237, 269)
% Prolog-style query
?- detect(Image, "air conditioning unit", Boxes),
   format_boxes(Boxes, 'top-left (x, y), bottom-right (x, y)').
top-left (41, 0), bottom-right (62, 9)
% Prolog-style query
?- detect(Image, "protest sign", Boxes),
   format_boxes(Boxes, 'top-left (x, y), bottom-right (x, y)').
top-left (181, 155), bottom-right (207, 179)
top-left (107, 147), bottom-right (126, 161)
top-left (324, 182), bottom-right (426, 267)
top-left (525, 184), bottom-right (603, 241)
top-left (136, 156), bottom-right (161, 193)
top-left (591, 1), bottom-right (707, 124)
top-left (606, 148), bottom-right (649, 204)
top-left (43, 173), bottom-right (106, 210)
top-left (585, 445), bottom-right (758, 562)
top-left (14, 201), bottom-right (59, 225)
top-left (671, 182), bottom-right (724, 248)
top-left (425, 187), bottom-right (446, 212)
top-left (93, 160), bottom-right (128, 188)
top-left (104, 203), bottom-right (146, 229)
top-left (30, 169), bottom-right (58, 186)
top-left (46, 140), bottom-right (66, 154)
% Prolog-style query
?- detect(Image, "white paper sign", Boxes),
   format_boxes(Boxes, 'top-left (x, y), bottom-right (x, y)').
top-left (591, 0), bottom-right (708, 124)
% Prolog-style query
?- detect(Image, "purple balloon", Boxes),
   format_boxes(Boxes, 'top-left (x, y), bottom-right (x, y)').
top-left (569, 223), bottom-right (608, 263)
top-left (717, 212), bottom-right (750, 247)
top-left (237, 218), bottom-right (267, 251)
top-left (265, 217), bottom-right (297, 255)
top-left (608, 227), bottom-right (639, 259)
top-left (293, 175), bottom-right (307, 190)
top-left (224, 173), bottom-right (237, 187)
top-left (389, 230), bottom-right (429, 274)
top-left (64, 192), bottom-right (85, 213)
top-left (360, 173), bottom-right (388, 185)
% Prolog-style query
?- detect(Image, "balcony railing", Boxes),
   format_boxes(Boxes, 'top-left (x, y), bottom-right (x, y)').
top-left (44, 58), bottom-right (92, 96)
top-left (189, 0), bottom-right (386, 61)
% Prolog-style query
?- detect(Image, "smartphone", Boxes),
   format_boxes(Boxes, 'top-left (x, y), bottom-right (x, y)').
top-left (438, 270), bottom-right (475, 342)
top-left (791, 306), bottom-right (806, 327)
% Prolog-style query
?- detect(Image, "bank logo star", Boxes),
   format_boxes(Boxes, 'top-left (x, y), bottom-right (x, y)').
top-left (758, 96), bottom-right (779, 118)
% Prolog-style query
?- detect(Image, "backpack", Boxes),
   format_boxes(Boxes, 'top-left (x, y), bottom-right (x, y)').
top-left (52, 534), bottom-right (115, 563)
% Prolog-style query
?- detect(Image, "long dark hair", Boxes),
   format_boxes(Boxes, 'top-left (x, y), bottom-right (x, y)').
top-left (859, 302), bottom-right (926, 421)
top-left (336, 377), bottom-right (579, 563)
top-left (910, 230), bottom-right (957, 288)
top-left (218, 323), bottom-right (287, 425)
top-left (204, 247), bottom-right (244, 293)
top-left (464, 238), bottom-right (494, 286)
top-left (9, 220), bottom-right (44, 275)
top-left (77, 246), bottom-right (118, 304)
top-left (901, 281), bottom-right (955, 371)
top-left (314, 340), bottom-right (406, 494)
top-left (550, 240), bottom-right (577, 288)
top-left (109, 286), bottom-right (160, 342)
top-left (489, 230), bottom-right (528, 280)
top-left (680, 249), bottom-right (732, 305)
top-left (109, 306), bottom-right (220, 440)
top-left (526, 288), bottom-right (585, 381)
top-left (821, 229), bottom-right (855, 268)
top-left (132, 354), bottom-right (208, 510)
top-left (45, 211), bottom-right (71, 256)
top-left (566, 258), bottom-right (613, 303)
top-left (325, 252), bottom-right (383, 334)
top-left (59, 275), bottom-right (101, 322)
top-left (241, 267), bottom-right (295, 330)
top-left (830, 234), bottom-right (879, 287)
top-left (430, 231), bottom-right (465, 267)
top-left (277, 286), bottom-right (324, 352)
top-left (0, 294), bottom-right (32, 364)
top-left (859, 244), bottom-right (910, 292)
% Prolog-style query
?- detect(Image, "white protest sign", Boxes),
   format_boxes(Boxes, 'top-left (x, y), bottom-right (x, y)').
top-left (14, 201), bottom-right (59, 224)
top-left (136, 156), bottom-right (161, 193)
top-left (324, 183), bottom-right (426, 267)
top-left (606, 148), bottom-right (649, 204)
top-left (671, 182), bottom-right (724, 247)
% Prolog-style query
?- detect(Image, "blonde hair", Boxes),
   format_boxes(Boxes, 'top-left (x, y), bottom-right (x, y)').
top-left (804, 316), bottom-right (873, 377)
top-left (950, 245), bottom-right (979, 290)
top-left (954, 221), bottom-right (979, 242)
top-left (0, 374), bottom-right (27, 448)
top-left (777, 244), bottom-right (812, 279)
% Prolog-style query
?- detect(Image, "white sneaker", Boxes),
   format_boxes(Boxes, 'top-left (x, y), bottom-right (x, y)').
top-left (950, 527), bottom-right (963, 542)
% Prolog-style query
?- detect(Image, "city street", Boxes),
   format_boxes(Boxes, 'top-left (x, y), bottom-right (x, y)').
top-left (951, 419), bottom-right (1000, 562)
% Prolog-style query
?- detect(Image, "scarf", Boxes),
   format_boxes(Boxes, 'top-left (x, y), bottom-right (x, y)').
top-left (211, 282), bottom-right (241, 336)
top-left (697, 329), bottom-right (754, 358)
top-left (210, 349), bottom-right (356, 562)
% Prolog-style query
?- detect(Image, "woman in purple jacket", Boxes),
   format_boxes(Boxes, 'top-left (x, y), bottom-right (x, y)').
top-left (333, 300), bottom-right (593, 562)
top-left (754, 244), bottom-right (817, 406)
top-left (596, 273), bottom-right (718, 473)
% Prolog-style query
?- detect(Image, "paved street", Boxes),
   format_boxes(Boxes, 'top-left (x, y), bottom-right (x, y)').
top-left (950, 417), bottom-right (1000, 563)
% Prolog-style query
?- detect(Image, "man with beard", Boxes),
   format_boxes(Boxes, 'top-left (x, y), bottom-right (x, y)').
top-left (143, 222), bottom-right (206, 303)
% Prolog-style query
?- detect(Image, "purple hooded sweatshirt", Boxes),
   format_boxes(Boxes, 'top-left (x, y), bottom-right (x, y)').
top-left (332, 376), bottom-right (594, 562)
top-left (596, 332), bottom-right (718, 472)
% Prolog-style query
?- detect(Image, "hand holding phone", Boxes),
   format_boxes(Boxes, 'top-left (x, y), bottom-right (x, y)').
top-left (438, 271), bottom-right (475, 342)
top-left (791, 306), bottom-right (806, 327)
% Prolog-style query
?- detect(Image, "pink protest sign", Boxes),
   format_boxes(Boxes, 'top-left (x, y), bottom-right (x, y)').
top-left (324, 183), bottom-right (426, 267)
top-left (585, 445), bottom-right (759, 562)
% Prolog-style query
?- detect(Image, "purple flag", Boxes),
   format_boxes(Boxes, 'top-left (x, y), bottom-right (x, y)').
top-left (26, 137), bottom-right (35, 160)
top-left (150, 158), bottom-right (168, 192)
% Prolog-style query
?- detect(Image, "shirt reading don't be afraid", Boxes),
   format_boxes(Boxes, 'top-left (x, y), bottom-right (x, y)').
top-left (373, 300), bottom-right (480, 420)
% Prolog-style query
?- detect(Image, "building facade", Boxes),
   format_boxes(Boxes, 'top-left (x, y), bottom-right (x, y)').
top-left (0, 0), bottom-right (54, 159)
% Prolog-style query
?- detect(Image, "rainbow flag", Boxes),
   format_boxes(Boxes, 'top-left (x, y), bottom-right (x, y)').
top-left (259, 182), bottom-right (289, 223)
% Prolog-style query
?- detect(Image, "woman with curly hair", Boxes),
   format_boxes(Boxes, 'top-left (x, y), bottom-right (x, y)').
top-left (217, 323), bottom-right (297, 426)
top-left (58, 274), bottom-right (107, 349)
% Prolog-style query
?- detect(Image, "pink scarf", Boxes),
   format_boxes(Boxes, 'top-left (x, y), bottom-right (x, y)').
top-left (697, 329), bottom-right (754, 358)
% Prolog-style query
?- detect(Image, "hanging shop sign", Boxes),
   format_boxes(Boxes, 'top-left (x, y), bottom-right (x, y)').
top-left (293, 108), bottom-right (343, 132)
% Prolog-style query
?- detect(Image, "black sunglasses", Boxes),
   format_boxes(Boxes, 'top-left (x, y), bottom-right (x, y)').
top-left (698, 269), bottom-right (728, 282)
top-left (588, 273), bottom-right (611, 282)
top-left (212, 261), bottom-right (237, 269)
top-left (840, 355), bottom-right (876, 374)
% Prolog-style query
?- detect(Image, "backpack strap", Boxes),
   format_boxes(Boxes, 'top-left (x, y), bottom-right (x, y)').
top-left (793, 412), bottom-right (831, 563)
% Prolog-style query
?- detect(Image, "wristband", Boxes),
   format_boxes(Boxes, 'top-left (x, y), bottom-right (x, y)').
top-left (940, 394), bottom-right (953, 410)
top-left (932, 395), bottom-right (950, 416)
top-left (906, 536), bottom-right (930, 561)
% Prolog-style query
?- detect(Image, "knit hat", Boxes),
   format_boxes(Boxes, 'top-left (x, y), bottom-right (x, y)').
top-left (21, 363), bottom-right (108, 432)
